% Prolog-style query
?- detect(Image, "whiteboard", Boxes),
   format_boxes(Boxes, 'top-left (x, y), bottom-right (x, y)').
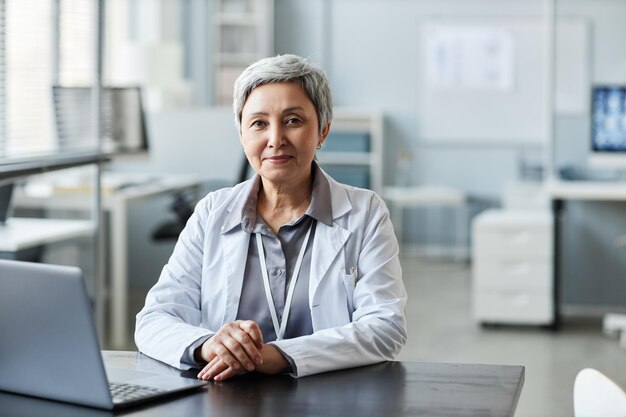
top-left (417, 18), bottom-right (589, 144)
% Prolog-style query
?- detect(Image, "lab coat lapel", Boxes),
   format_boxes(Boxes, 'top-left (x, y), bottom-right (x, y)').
top-left (217, 178), bottom-right (257, 324)
top-left (220, 229), bottom-right (249, 324)
top-left (309, 175), bottom-right (352, 306)
top-left (309, 222), bottom-right (350, 306)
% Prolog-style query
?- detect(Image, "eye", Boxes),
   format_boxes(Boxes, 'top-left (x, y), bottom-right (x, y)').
top-left (250, 120), bottom-right (267, 128)
top-left (285, 117), bottom-right (303, 126)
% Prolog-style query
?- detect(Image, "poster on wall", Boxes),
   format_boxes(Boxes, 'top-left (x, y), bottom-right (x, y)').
top-left (418, 19), bottom-right (588, 143)
top-left (425, 25), bottom-right (515, 92)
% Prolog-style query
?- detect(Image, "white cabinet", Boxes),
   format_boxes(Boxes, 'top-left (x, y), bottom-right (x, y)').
top-left (317, 108), bottom-right (383, 193)
top-left (213, 0), bottom-right (274, 105)
top-left (472, 209), bottom-right (554, 325)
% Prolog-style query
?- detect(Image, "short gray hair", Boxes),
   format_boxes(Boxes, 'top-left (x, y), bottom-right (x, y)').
top-left (233, 54), bottom-right (333, 134)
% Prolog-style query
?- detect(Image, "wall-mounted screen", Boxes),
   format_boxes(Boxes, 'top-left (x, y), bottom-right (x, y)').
top-left (589, 86), bottom-right (626, 169)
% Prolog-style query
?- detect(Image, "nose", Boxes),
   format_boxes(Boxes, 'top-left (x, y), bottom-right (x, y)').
top-left (267, 124), bottom-right (285, 148)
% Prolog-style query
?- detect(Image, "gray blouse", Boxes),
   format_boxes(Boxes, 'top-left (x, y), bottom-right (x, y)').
top-left (236, 163), bottom-right (333, 341)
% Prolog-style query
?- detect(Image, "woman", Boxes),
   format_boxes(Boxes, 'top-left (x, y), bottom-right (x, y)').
top-left (135, 54), bottom-right (407, 381)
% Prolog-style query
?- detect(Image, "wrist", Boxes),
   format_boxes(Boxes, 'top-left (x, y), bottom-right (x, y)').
top-left (193, 345), bottom-right (204, 363)
top-left (257, 344), bottom-right (289, 375)
top-left (194, 337), bottom-right (212, 364)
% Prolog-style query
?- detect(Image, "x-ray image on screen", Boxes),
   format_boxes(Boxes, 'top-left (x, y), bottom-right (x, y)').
top-left (592, 86), bottom-right (626, 152)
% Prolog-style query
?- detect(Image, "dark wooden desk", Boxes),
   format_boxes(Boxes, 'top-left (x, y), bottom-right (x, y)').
top-left (1, 351), bottom-right (524, 417)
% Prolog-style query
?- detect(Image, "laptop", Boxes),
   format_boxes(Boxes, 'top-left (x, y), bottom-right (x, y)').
top-left (0, 259), bottom-right (208, 410)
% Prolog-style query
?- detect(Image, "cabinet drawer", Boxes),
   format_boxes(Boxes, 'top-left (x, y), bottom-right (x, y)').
top-left (473, 260), bottom-right (552, 290)
top-left (473, 289), bottom-right (553, 325)
top-left (474, 228), bottom-right (552, 260)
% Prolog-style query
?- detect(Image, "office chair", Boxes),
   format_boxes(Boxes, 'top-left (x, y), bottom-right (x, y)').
top-left (151, 157), bottom-right (251, 241)
top-left (151, 190), bottom-right (195, 241)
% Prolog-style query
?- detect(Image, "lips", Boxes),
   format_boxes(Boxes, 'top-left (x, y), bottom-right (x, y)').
top-left (265, 155), bottom-right (292, 163)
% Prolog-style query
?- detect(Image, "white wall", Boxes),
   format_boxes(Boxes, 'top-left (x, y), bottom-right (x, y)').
top-left (274, 0), bottom-right (626, 308)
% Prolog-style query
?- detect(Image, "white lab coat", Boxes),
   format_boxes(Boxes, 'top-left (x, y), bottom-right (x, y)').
top-left (135, 170), bottom-right (407, 377)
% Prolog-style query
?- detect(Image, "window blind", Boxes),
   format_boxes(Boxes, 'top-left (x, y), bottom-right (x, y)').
top-left (0, 0), bottom-right (101, 172)
top-left (4, 0), bottom-right (54, 158)
top-left (0, 2), bottom-right (5, 154)
top-left (56, 0), bottom-right (97, 153)
top-left (59, 0), bottom-right (94, 86)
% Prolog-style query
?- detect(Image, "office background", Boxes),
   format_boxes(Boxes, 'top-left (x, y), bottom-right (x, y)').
top-left (274, 0), bottom-right (626, 308)
top-left (105, 0), bottom-right (626, 313)
top-left (2, 1), bottom-right (626, 416)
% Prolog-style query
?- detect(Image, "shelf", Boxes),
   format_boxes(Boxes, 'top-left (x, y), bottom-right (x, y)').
top-left (212, 0), bottom-right (273, 105)
top-left (317, 109), bottom-right (383, 193)
top-left (332, 109), bottom-right (381, 134)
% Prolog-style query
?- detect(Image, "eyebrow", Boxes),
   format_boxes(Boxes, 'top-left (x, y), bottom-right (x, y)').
top-left (282, 106), bottom-right (305, 113)
top-left (247, 106), bottom-right (305, 117)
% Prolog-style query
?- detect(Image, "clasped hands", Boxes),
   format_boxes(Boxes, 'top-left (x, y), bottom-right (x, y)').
top-left (195, 320), bottom-right (289, 382)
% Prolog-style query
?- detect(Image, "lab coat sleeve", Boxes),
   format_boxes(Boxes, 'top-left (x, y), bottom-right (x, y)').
top-left (271, 193), bottom-right (408, 377)
top-left (134, 196), bottom-right (214, 370)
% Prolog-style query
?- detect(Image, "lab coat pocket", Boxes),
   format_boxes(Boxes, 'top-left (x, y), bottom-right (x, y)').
top-left (342, 273), bottom-right (356, 318)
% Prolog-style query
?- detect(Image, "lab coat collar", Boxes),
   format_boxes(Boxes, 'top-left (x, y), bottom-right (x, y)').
top-left (323, 170), bottom-right (351, 220)
top-left (220, 177), bottom-right (258, 235)
top-left (306, 162), bottom-right (333, 227)
top-left (220, 163), bottom-right (339, 235)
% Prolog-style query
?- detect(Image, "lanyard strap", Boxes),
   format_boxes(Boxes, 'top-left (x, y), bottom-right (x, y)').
top-left (255, 222), bottom-right (313, 341)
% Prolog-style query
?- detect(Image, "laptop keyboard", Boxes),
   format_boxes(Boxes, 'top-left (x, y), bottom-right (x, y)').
top-left (109, 382), bottom-right (166, 404)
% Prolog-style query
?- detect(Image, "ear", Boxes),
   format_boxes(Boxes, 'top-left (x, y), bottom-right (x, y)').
top-left (320, 122), bottom-right (331, 143)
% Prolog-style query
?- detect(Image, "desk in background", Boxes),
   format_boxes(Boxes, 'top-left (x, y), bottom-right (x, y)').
top-left (548, 180), bottom-right (626, 329)
top-left (0, 217), bottom-right (93, 260)
top-left (383, 186), bottom-right (468, 258)
top-left (13, 173), bottom-right (202, 348)
top-left (0, 351), bottom-right (524, 417)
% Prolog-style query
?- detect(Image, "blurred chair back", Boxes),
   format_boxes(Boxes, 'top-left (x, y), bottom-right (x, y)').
top-left (574, 368), bottom-right (626, 417)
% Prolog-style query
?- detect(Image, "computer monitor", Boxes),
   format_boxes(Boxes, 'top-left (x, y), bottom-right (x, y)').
top-left (52, 86), bottom-right (149, 155)
top-left (0, 182), bottom-right (14, 224)
top-left (589, 85), bottom-right (626, 169)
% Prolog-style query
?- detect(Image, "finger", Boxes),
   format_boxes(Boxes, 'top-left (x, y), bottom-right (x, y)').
top-left (207, 322), bottom-right (259, 369)
top-left (231, 324), bottom-right (263, 366)
top-left (221, 335), bottom-right (257, 371)
top-left (214, 364), bottom-right (244, 382)
top-left (197, 356), bottom-right (219, 379)
top-left (212, 343), bottom-right (245, 372)
top-left (238, 321), bottom-right (264, 349)
top-left (200, 357), bottom-right (228, 381)
top-left (197, 356), bottom-right (220, 380)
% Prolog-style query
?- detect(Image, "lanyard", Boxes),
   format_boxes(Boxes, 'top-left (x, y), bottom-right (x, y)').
top-left (255, 222), bottom-right (313, 341)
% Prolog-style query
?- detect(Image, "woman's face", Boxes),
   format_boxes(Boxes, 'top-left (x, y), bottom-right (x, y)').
top-left (240, 82), bottom-right (329, 188)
